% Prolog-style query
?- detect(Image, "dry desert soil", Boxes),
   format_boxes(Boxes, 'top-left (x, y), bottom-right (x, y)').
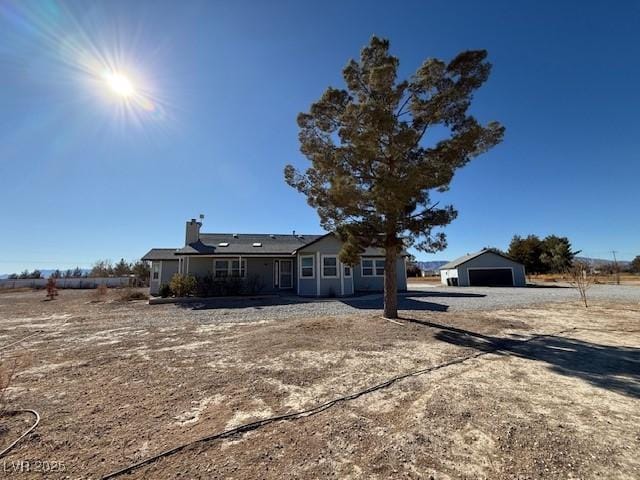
top-left (0, 289), bottom-right (639, 479)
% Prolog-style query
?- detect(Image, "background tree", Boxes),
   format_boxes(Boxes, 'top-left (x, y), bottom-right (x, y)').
top-left (131, 260), bottom-right (151, 286)
top-left (113, 258), bottom-right (131, 277)
top-left (285, 37), bottom-right (504, 318)
top-left (508, 235), bottom-right (546, 274)
top-left (30, 270), bottom-right (42, 279)
top-left (631, 255), bottom-right (640, 274)
top-left (50, 269), bottom-right (62, 279)
top-left (64, 269), bottom-right (73, 278)
top-left (90, 260), bottom-right (113, 278)
top-left (540, 235), bottom-right (578, 273)
top-left (72, 267), bottom-right (83, 278)
top-left (7, 273), bottom-right (18, 280)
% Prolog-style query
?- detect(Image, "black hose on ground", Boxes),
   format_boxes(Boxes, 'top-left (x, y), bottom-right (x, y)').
top-left (0, 409), bottom-right (40, 458)
top-left (102, 327), bottom-right (576, 479)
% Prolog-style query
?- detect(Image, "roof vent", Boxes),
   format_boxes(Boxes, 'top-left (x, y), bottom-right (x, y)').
top-left (270, 234), bottom-right (276, 239)
top-left (219, 242), bottom-right (229, 247)
top-left (233, 233), bottom-right (238, 238)
top-left (252, 242), bottom-right (262, 247)
top-left (297, 235), bottom-right (304, 239)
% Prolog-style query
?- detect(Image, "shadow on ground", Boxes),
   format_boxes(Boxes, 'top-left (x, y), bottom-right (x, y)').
top-left (403, 317), bottom-right (640, 399)
top-left (177, 291), bottom-right (486, 312)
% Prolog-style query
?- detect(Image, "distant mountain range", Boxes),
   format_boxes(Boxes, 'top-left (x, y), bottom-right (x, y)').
top-left (414, 261), bottom-right (449, 272)
top-left (575, 257), bottom-right (630, 268)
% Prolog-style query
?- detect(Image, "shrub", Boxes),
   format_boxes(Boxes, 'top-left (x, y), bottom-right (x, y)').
top-left (170, 274), bottom-right (197, 297)
top-left (159, 284), bottom-right (171, 298)
top-left (119, 287), bottom-right (149, 301)
top-left (91, 284), bottom-right (109, 302)
top-left (45, 278), bottom-right (58, 300)
top-left (244, 275), bottom-right (265, 295)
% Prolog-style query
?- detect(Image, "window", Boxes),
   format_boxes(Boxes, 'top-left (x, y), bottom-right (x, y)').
top-left (231, 260), bottom-right (246, 277)
top-left (214, 259), bottom-right (246, 278)
top-left (322, 256), bottom-right (338, 278)
top-left (343, 265), bottom-right (352, 277)
top-left (362, 259), bottom-right (384, 277)
top-left (300, 256), bottom-right (314, 278)
top-left (152, 263), bottom-right (160, 280)
top-left (214, 260), bottom-right (229, 278)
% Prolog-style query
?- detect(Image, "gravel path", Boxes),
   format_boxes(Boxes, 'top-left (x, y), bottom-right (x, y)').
top-left (165, 283), bottom-right (639, 324)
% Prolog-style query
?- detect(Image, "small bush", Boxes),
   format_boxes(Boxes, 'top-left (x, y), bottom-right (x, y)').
top-left (170, 274), bottom-right (197, 297)
top-left (91, 284), bottom-right (109, 302)
top-left (119, 287), bottom-right (149, 301)
top-left (159, 284), bottom-right (171, 298)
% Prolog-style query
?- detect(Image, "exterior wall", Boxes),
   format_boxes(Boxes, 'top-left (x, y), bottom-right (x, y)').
top-left (456, 252), bottom-right (526, 287)
top-left (177, 256), bottom-right (297, 295)
top-left (297, 235), bottom-right (407, 296)
top-left (440, 268), bottom-right (458, 286)
top-left (352, 256), bottom-right (407, 292)
top-left (150, 260), bottom-right (179, 295)
top-left (297, 235), bottom-right (348, 297)
top-left (186, 257), bottom-right (211, 278)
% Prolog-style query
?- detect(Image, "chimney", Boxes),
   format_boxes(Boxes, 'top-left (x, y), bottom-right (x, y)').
top-left (185, 218), bottom-right (201, 245)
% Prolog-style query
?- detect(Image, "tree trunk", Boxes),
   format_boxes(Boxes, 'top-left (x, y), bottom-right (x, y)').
top-left (383, 249), bottom-right (398, 319)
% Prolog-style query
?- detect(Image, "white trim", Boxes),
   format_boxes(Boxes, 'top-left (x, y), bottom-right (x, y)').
top-left (340, 260), bottom-right (344, 296)
top-left (279, 259), bottom-right (293, 289)
top-left (152, 261), bottom-right (161, 282)
top-left (316, 251), bottom-right (321, 297)
top-left (213, 258), bottom-right (247, 278)
top-left (296, 255), bottom-right (300, 295)
top-left (298, 254), bottom-right (315, 279)
top-left (361, 258), bottom-right (384, 277)
top-left (403, 257), bottom-right (407, 288)
top-left (321, 254), bottom-right (339, 279)
top-left (466, 267), bottom-right (515, 286)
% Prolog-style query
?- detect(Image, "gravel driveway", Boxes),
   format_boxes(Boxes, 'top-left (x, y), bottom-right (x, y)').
top-left (167, 283), bottom-right (639, 323)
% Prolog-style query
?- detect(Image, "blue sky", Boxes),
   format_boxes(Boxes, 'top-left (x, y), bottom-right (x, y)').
top-left (0, 0), bottom-right (638, 272)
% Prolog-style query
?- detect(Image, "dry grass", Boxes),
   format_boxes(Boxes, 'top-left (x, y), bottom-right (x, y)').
top-left (0, 290), bottom-right (638, 479)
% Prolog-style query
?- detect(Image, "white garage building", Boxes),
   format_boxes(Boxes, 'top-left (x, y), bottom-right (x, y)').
top-left (440, 249), bottom-right (527, 287)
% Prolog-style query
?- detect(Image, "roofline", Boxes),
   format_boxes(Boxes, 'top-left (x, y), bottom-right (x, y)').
top-left (174, 253), bottom-right (296, 258)
top-left (291, 232), bottom-right (335, 254)
top-left (440, 250), bottom-right (521, 270)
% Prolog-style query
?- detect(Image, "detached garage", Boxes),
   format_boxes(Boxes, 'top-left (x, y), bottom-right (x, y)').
top-left (439, 250), bottom-right (526, 287)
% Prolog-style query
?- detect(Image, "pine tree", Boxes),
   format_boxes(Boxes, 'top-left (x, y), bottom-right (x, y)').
top-left (285, 37), bottom-right (504, 318)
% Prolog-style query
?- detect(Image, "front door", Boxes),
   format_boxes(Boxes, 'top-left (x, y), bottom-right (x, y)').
top-left (279, 260), bottom-right (293, 289)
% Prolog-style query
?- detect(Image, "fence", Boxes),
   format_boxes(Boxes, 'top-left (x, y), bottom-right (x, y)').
top-left (0, 277), bottom-right (135, 290)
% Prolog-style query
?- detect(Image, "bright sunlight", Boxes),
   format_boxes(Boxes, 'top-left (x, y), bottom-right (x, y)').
top-left (104, 72), bottom-right (135, 98)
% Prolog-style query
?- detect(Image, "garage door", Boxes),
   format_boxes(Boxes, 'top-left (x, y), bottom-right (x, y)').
top-left (468, 268), bottom-right (513, 286)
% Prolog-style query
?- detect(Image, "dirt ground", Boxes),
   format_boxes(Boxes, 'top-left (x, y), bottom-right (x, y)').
top-left (0, 289), bottom-right (638, 479)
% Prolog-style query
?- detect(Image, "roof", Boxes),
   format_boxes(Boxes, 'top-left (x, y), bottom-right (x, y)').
top-left (174, 233), bottom-right (326, 256)
top-left (439, 249), bottom-right (521, 270)
top-left (141, 248), bottom-right (179, 261)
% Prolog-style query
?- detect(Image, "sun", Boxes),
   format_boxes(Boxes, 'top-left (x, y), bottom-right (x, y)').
top-left (105, 72), bottom-right (135, 97)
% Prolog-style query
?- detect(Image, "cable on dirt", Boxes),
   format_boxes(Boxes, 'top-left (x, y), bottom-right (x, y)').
top-left (0, 409), bottom-right (40, 458)
top-left (0, 331), bottom-right (43, 352)
top-left (103, 326), bottom-right (576, 479)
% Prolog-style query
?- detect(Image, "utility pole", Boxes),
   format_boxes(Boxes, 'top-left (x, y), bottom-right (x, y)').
top-left (611, 250), bottom-right (620, 285)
